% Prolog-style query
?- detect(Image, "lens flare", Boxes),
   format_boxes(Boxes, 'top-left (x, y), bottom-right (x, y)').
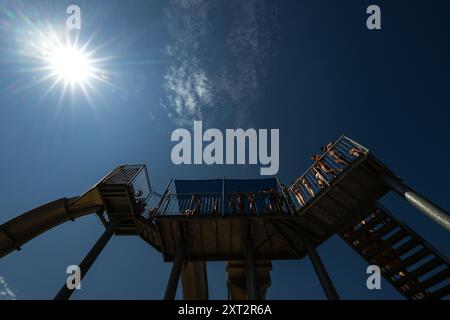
top-left (33, 31), bottom-right (113, 104)
top-left (48, 45), bottom-right (91, 84)
top-left (0, 2), bottom-right (114, 105)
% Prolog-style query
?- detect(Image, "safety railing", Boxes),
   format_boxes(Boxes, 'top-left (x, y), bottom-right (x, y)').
top-left (102, 165), bottom-right (144, 185)
top-left (137, 136), bottom-right (368, 220)
top-left (287, 136), bottom-right (368, 212)
top-left (130, 168), bottom-right (152, 207)
top-left (100, 164), bottom-right (154, 214)
top-left (151, 190), bottom-right (291, 217)
top-left (141, 191), bottom-right (162, 219)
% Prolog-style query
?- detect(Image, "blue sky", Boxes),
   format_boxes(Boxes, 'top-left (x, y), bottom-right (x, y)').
top-left (0, 0), bottom-right (449, 299)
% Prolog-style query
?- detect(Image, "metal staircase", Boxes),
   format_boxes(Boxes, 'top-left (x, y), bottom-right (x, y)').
top-left (340, 204), bottom-right (450, 300)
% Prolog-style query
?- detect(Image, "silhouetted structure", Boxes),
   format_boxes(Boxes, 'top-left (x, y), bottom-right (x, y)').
top-left (0, 136), bottom-right (449, 300)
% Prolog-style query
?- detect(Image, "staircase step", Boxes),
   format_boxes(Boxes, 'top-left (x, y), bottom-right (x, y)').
top-left (394, 257), bottom-right (445, 286)
top-left (346, 214), bottom-right (387, 241)
top-left (384, 247), bottom-right (430, 276)
top-left (358, 221), bottom-right (399, 249)
top-left (405, 267), bottom-right (450, 297)
top-left (424, 283), bottom-right (450, 300)
top-left (374, 238), bottom-right (421, 266)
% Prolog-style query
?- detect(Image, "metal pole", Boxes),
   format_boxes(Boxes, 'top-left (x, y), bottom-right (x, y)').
top-left (244, 236), bottom-right (260, 300)
top-left (268, 220), bottom-right (338, 300)
top-left (157, 178), bottom-right (173, 216)
top-left (381, 174), bottom-right (450, 232)
top-left (96, 210), bottom-right (108, 228)
top-left (164, 240), bottom-right (187, 300)
top-left (302, 237), bottom-right (340, 300)
top-left (54, 218), bottom-right (121, 300)
top-left (275, 175), bottom-right (295, 216)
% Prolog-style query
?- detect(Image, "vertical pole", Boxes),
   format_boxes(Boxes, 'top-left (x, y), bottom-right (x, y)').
top-left (381, 174), bottom-right (450, 232)
top-left (303, 237), bottom-right (339, 300)
top-left (164, 239), bottom-right (187, 300)
top-left (270, 220), bottom-right (339, 300)
top-left (276, 175), bottom-right (295, 216)
top-left (181, 261), bottom-right (209, 299)
top-left (244, 233), bottom-right (260, 300)
top-left (54, 218), bottom-right (121, 300)
top-left (157, 178), bottom-right (173, 216)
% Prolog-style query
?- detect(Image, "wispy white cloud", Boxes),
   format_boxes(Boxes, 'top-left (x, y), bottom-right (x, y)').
top-left (162, 0), bottom-right (279, 127)
top-left (0, 276), bottom-right (16, 300)
top-left (164, 59), bottom-right (213, 126)
top-left (162, 0), bottom-right (215, 126)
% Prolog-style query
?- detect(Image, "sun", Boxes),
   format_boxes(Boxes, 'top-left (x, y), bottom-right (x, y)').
top-left (26, 30), bottom-right (113, 103)
top-left (49, 45), bottom-right (92, 85)
top-left (0, 4), bottom-right (114, 105)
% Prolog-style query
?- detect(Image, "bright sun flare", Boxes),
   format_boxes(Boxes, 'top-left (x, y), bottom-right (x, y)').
top-left (29, 31), bottom-right (112, 103)
top-left (49, 45), bottom-right (91, 84)
top-left (6, 10), bottom-right (113, 104)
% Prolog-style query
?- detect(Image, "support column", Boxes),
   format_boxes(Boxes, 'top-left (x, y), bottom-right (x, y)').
top-left (245, 236), bottom-right (260, 300)
top-left (54, 218), bottom-right (120, 300)
top-left (381, 174), bottom-right (450, 232)
top-left (164, 240), bottom-right (187, 300)
top-left (303, 237), bottom-right (340, 300)
top-left (181, 261), bottom-right (209, 300)
top-left (270, 220), bottom-right (339, 300)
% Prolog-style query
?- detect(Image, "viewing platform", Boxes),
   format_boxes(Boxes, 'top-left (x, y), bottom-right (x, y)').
top-left (137, 136), bottom-right (398, 262)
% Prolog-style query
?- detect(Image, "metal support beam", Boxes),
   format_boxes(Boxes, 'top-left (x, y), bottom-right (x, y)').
top-left (269, 220), bottom-right (338, 300)
top-left (381, 174), bottom-right (450, 232)
top-left (181, 261), bottom-right (209, 300)
top-left (302, 237), bottom-right (340, 300)
top-left (54, 218), bottom-right (121, 300)
top-left (96, 210), bottom-right (108, 228)
top-left (164, 240), bottom-right (187, 300)
top-left (157, 178), bottom-right (173, 216)
top-left (244, 236), bottom-right (260, 300)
